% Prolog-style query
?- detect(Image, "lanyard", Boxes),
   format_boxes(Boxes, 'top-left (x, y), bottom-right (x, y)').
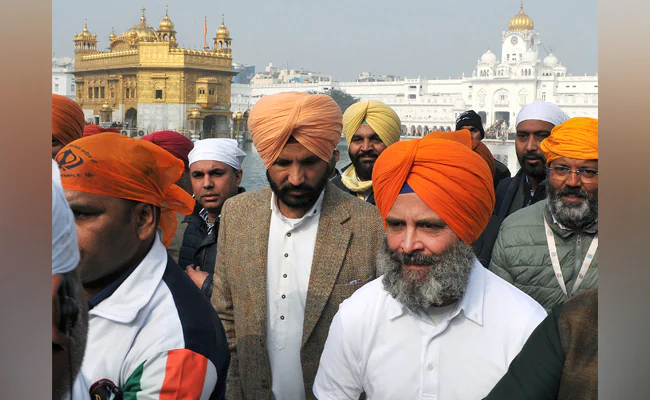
top-left (543, 216), bottom-right (598, 298)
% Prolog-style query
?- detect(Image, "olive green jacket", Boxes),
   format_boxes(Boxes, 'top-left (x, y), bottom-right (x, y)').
top-left (489, 200), bottom-right (598, 311)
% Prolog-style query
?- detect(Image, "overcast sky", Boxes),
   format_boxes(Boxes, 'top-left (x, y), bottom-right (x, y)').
top-left (52, 0), bottom-right (597, 80)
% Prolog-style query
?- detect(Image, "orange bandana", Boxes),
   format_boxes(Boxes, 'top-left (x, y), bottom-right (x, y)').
top-left (247, 92), bottom-right (342, 169)
top-left (52, 94), bottom-right (84, 145)
top-left (372, 130), bottom-right (495, 244)
top-left (540, 117), bottom-right (598, 163)
top-left (55, 133), bottom-right (194, 247)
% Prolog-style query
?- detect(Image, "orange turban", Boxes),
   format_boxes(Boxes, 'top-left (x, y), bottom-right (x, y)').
top-left (55, 133), bottom-right (194, 247)
top-left (52, 94), bottom-right (84, 145)
top-left (372, 130), bottom-right (495, 244)
top-left (540, 117), bottom-right (598, 164)
top-left (247, 92), bottom-right (342, 169)
top-left (425, 130), bottom-right (496, 178)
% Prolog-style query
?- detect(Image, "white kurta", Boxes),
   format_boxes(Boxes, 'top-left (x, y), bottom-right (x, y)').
top-left (313, 261), bottom-right (547, 400)
top-left (266, 190), bottom-right (325, 400)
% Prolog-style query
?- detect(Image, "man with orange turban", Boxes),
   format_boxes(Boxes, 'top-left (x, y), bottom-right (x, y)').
top-left (314, 130), bottom-right (546, 400)
top-left (52, 94), bottom-right (85, 158)
top-left (212, 92), bottom-right (385, 399)
top-left (332, 100), bottom-right (401, 204)
top-left (55, 133), bottom-right (230, 399)
top-left (490, 117), bottom-right (598, 311)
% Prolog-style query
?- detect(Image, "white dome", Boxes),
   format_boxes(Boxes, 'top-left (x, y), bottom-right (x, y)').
top-left (523, 49), bottom-right (537, 62)
top-left (554, 64), bottom-right (567, 71)
top-left (480, 49), bottom-right (497, 64)
top-left (543, 53), bottom-right (558, 66)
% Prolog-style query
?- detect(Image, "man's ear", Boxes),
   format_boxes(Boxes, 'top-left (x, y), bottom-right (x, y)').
top-left (235, 169), bottom-right (243, 186)
top-left (133, 203), bottom-right (157, 241)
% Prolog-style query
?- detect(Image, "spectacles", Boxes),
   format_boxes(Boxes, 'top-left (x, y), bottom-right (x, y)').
top-left (547, 166), bottom-right (598, 182)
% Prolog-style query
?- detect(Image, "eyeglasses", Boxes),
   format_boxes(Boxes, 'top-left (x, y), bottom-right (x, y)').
top-left (547, 166), bottom-right (598, 183)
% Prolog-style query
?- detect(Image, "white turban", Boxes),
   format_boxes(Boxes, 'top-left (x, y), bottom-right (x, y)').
top-left (188, 138), bottom-right (246, 170)
top-left (52, 160), bottom-right (80, 276)
top-left (516, 102), bottom-right (570, 128)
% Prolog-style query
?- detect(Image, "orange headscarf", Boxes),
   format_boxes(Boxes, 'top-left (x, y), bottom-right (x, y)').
top-left (372, 130), bottom-right (495, 244)
top-left (52, 94), bottom-right (85, 145)
top-left (247, 92), bottom-right (342, 169)
top-left (55, 133), bottom-right (194, 247)
top-left (540, 117), bottom-right (598, 164)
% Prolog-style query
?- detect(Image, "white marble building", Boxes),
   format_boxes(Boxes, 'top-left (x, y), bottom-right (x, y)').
top-left (52, 56), bottom-right (77, 101)
top-left (231, 5), bottom-right (597, 136)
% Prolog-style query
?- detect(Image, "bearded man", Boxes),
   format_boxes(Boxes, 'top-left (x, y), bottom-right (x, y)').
top-left (313, 130), bottom-right (546, 400)
top-left (332, 100), bottom-right (401, 204)
top-left (490, 117), bottom-right (598, 311)
top-left (211, 92), bottom-right (385, 399)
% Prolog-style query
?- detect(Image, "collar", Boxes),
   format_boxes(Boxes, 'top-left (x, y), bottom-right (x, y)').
top-left (385, 259), bottom-right (486, 326)
top-left (88, 233), bottom-right (168, 324)
top-left (269, 187), bottom-right (325, 228)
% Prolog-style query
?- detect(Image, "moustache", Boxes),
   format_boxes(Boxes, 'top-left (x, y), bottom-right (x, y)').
top-left (523, 154), bottom-right (544, 162)
top-left (279, 183), bottom-right (316, 193)
top-left (389, 250), bottom-right (441, 267)
top-left (355, 151), bottom-right (378, 160)
top-left (558, 186), bottom-right (588, 199)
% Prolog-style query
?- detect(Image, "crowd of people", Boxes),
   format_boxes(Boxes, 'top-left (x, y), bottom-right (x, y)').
top-left (51, 91), bottom-right (598, 399)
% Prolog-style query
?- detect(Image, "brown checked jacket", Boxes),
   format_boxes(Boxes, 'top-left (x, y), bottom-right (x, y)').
top-left (210, 182), bottom-right (385, 399)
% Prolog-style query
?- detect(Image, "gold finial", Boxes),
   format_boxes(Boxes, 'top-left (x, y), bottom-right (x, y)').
top-left (165, 5), bottom-right (169, 16)
top-left (141, 7), bottom-right (146, 24)
top-left (222, 14), bottom-right (225, 24)
top-left (520, 0), bottom-right (524, 10)
top-left (84, 18), bottom-right (88, 29)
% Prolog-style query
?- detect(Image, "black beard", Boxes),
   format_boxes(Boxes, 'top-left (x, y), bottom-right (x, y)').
top-left (517, 152), bottom-right (547, 180)
top-left (379, 238), bottom-right (475, 310)
top-left (348, 148), bottom-right (378, 181)
top-left (266, 170), bottom-right (329, 211)
top-left (547, 183), bottom-right (598, 230)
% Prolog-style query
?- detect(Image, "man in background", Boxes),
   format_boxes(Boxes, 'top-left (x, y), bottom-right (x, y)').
top-left (332, 100), bottom-right (401, 204)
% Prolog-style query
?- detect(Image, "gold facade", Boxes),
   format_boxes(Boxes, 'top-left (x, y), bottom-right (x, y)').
top-left (73, 8), bottom-right (236, 132)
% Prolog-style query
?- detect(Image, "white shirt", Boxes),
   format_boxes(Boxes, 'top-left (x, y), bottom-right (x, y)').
top-left (313, 261), bottom-right (547, 400)
top-left (266, 190), bottom-right (325, 400)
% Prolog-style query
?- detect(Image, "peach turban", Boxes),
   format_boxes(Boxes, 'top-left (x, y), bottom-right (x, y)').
top-left (247, 92), bottom-right (342, 169)
top-left (540, 117), bottom-right (598, 164)
top-left (52, 94), bottom-right (85, 146)
top-left (342, 100), bottom-right (401, 146)
top-left (55, 133), bottom-right (194, 247)
top-left (372, 130), bottom-right (495, 244)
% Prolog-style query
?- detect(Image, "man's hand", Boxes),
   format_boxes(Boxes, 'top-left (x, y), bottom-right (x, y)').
top-left (185, 265), bottom-right (209, 289)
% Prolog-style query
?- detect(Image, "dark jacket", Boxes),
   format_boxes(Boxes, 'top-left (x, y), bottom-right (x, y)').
top-left (178, 188), bottom-right (245, 297)
top-left (484, 289), bottom-right (598, 400)
top-left (331, 163), bottom-right (376, 205)
top-left (471, 169), bottom-right (547, 268)
top-left (493, 159), bottom-right (511, 190)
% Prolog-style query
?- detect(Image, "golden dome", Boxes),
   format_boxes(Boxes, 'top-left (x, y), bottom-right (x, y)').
top-left (159, 5), bottom-right (175, 31)
top-left (77, 20), bottom-right (93, 40)
top-left (508, 4), bottom-right (534, 31)
top-left (191, 108), bottom-right (201, 118)
top-left (122, 7), bottom-right (158, 41)
top-left (235, 110), bottom-right (243, 119)
top-left (109, 28), bottom-right (117, 42)
top-left (216, 15), bottom-right (230, 38)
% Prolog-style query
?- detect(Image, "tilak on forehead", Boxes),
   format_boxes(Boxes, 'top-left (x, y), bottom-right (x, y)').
top-left (55, 133), bottom-right (194, 247)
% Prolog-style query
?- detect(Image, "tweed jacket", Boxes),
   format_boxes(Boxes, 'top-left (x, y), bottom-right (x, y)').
top-left (211, 181), bottom-right (385, 399)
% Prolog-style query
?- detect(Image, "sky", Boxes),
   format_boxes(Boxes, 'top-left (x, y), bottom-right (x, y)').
top-left (52, 0), bottom-right (597, 80)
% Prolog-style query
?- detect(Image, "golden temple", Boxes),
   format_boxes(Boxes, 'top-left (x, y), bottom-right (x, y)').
top-left (73, 6), bottom-right (237, 136)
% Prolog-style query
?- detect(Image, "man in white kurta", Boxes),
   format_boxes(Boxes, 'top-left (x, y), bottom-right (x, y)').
top-left (313, 130), bottom-right (547, 399)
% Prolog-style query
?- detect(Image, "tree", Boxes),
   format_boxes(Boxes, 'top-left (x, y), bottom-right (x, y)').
top-left (308, 88), bottom-right (359, 113)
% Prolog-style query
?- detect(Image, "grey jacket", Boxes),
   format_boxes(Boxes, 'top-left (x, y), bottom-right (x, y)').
top-left (489, 200), bottom-right (598, 311)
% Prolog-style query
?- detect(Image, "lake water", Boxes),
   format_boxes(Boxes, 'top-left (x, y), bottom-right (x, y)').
top-left (240, 138), bottom-right (518, 192)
